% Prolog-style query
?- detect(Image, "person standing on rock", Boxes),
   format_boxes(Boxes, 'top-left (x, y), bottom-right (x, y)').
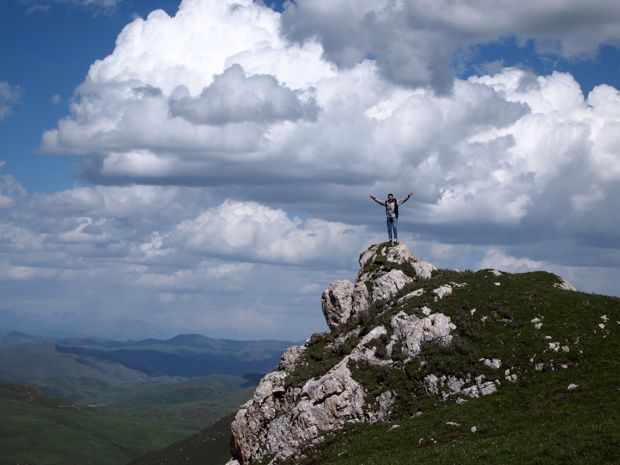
top-left (369, 192), bottom-right (413, 244)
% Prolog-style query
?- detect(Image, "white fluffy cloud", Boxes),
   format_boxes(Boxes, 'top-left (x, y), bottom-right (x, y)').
top-left (173, 200), bottom-right (367, 265)
top-left (0, 82), bottom-right (22, 120)
top-left (281, 0), bottom-right (620, 92)
top-left (40, 1), bottom-right (620, 228)
top-left (170, 64), bottom-right (319, 125)
top-left (8, 0), bottom-right (619, 339)
top-left (38, 0), bottom-right (620, 270)
top-left (0, 169), bottom-right (27, 208)
top-left (0, 181), bottom-right (373, 339)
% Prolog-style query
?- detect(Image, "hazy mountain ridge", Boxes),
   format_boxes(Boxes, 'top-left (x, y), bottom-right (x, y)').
top-left (0, 332), bottom-right (294, 390)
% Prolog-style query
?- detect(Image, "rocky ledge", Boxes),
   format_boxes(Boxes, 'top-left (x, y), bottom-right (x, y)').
top-left (227, 243), bottom-right (444, 464)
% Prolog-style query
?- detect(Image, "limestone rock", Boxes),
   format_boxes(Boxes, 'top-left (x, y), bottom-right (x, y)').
top-left (352, 281), bottom-right (371, 314)
top-left (349, 326), bottom-right (390, 365)
top-left (279, 345), bottom-right (307, 372)
top-left (229, 242), bottom-right (446, 464)
top-left (433, 284), bottom-right (453, 300)
top-left (412, 261), bottom-right (436, 280)
top-left (230, 358), bottom-right (368, 464)
top-left (372, 269), bottom-right (413, 301)
top-left (385, 242), bottom-right (417, 264)
top-left (397, 288), bottom-right (424, 303)
top-left (321, 280), bottom-right (355, 329)
top-left (554, 279), bottom-right (577, 291)
top-left (482, 358), bottom-right (502, 369)
top-left (391, 311), bottom-right (455, 358)
top-left (367, 390), bottom-right (396, 422)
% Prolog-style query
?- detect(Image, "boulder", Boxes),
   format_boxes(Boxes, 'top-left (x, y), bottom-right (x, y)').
top-left (554, 279), bottom-right (577, 291)
top-left (391, 310), bottom-right (455, 358)
top-left (278, 345), bottom-right (307, 372)
top-left (321, 280), bottom-right (355, 329)
top-left (372, 269), bottom-right (413, 302)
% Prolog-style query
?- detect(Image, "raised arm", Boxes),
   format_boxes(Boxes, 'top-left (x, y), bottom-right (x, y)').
top-left (398, 192), bottom-right (414, 205)
top-left (369, 195), bottom-right (385, 206)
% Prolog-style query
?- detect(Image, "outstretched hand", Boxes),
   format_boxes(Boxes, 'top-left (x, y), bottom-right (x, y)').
top-left (408, 192), bottom-right (414, 197)
top-left (369, 195), bottom-right (375, 200)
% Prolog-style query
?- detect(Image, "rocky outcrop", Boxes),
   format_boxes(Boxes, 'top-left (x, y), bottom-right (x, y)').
top-left (388, 311), bottom-right (455, 359)
top-left (228, 242), bottom-right (443, 464)
top-left (554, 279), bottom-right (577, 291)
top-left (229, 320), bottom-right (417, 464)
top-left (322, 242), bottom-right (436, 330)
top-left (321, 280), bottom-right (355, 329)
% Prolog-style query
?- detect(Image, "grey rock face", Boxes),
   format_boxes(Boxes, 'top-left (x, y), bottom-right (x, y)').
top-left (230, 324), bottom-right (393, 464)
top-left (323, 242), bottom-right (435, 330)
top-left (423, 372), bottom-right (500, 401)
top-left (372, 269), bottom-right (413, 302)
top-left (352, 281), bottom-right (371, 315)
top-left (433, 284), bottom-right (453, 300)
top-left (554, 279), bottom-right (577, 291)
top-left (385, 242), bottom-right (417, 264)
top-left (229, 242), bottom-right (443, 464)
top-left (279, 345), bottom-right (307, 372)
top-left (391, 310), bottom-right (455, 358)
top-left (412, 261), bottom-right (436, 280)
top-left (321, 280), bottom-right (355, 329)
top-left (229, 305), bottom-right (459, 464)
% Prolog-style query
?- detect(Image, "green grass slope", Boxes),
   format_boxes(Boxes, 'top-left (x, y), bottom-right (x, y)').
top-left (276, 245), bottom-right (620, 465)
top-left (0, 381), bottom-right (192, 465)
top-left (109, 374), bottom-right (257, 430)
top-left (0, 340), bottom-right (264, 432)
top-left (127, 413), bottom-right (236, 465)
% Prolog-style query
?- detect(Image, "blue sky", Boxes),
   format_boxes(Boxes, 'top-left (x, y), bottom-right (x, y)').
top-left (0, 0), bottom-right (183, 191)
top-left (1, 0), bottom-right (619, 341)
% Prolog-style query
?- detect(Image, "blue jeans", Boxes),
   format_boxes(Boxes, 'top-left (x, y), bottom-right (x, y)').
top-left (386, 217), bottom-right (397, 241)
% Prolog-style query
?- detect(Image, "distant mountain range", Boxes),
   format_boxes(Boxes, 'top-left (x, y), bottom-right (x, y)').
top-left (0, 330), bottom-right (295, 379)
top-left (0, 330), bottom-right (295, 425)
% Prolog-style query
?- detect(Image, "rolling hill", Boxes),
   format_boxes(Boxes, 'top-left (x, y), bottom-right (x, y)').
top-left (0, 381), bottom-right (191, 465)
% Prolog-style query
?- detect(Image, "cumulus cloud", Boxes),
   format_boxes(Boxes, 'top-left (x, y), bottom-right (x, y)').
top-left (0, 167), bottom-right (27, 208)
top-left (172, 199), bottom-right (368, 265)
top-left (281, 0), bottom-right (620, 92)
top-left (170, 64), bottom-right (319, 124)
top-left (37, 0), bottom-right (620, 271)
top-left (0, 181), bottom-right (372, 339)
top-left (18, 0), bottom-right (620, 338)
top-left (478, 247), bottom-right (546, 272)
top-left (0, 81), bottom-right (23, 120)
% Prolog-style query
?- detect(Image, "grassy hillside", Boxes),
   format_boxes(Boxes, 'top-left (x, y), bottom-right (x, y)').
top-left (108, 374), bottom-right (258, 430)
top-left (0, 381), bottom-right (192, 465)
top-left (127, 413), bottom-right (236, 465)
top-left (0, 334), bottom-right (283, 431)
top-left (276, 253), bottom-right (620, 465)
